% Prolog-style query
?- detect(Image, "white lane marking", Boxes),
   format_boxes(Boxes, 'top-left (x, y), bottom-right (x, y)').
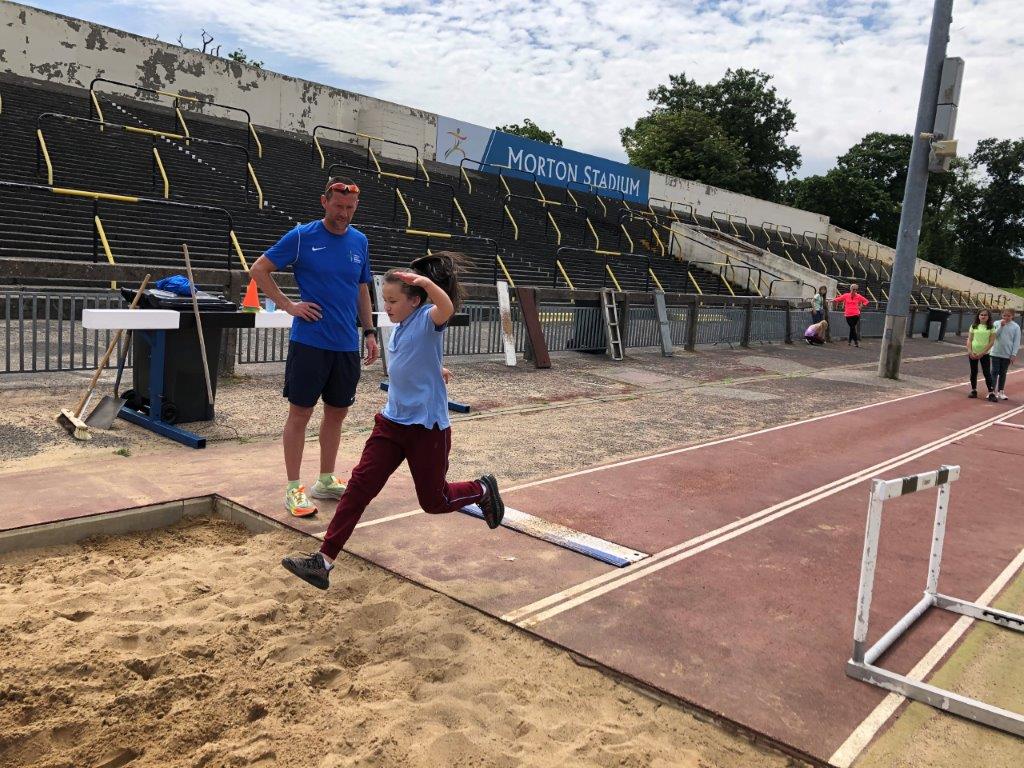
top-left (503, 405), bottom-right (1024, 626)
top-left (829, 545), bottom-right (1024, 768)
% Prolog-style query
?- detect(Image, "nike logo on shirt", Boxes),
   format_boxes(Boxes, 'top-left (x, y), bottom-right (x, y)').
top-left (312, 246), bottom-right (326, 251)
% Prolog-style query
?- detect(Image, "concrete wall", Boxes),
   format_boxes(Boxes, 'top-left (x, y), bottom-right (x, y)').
top-left (650, 172), bottom-right (830, 239)
top-left (827, 225), bottom-right (1024, 310)
top-left (0, 2), bottom-right (437, 156)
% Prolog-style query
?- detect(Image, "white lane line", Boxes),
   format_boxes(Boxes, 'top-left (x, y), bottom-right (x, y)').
top-left (352, 374), bottom-right (1015, 540)
top-left (498, 375), bottom-right (1021, 498)
top-left (503, 404), bottom-right (1024, 626)
top-left (829, 545), bottom-right (1024, 768)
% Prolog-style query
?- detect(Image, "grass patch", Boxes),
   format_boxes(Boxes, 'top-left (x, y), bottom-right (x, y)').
top-left (1002, 286), bottom-right (1024, 299)
top-left (113, 447), bottom-right (131, 457)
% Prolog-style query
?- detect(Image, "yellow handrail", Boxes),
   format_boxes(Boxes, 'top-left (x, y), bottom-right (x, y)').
top-left (37, 129), bottom-right (53, 186)
top-left (620, 223), bottom-right (634, 252)
top-left (720, 273), bottom-right (736, 297)
top-left (687, 270), bottom-right (703, 295)
top-left (152, 147), bottom-right (169, 199)
top-left (395, 188), bottom-right (412, 227)
top-left (881, 288), bottom-right (890, 302)
top-left (503, 205), bottom-right (519, 240)
top-left (586, 218), bottom-right (600, 250)
top-left (314, 135), bottom-right (326, 169)
top-left (556, 259), bottom-right (575, 290)
top-left (650, 225), bottom-right (665, 257)
top-left (356, 131), bottom-right (385, 143)
top-left (594, 194), bottom-right (607, 217)
top-left (547, 211), bottom-right (562, 246)
top-left (831, 256), bottom-right (842, 276)
top-left (566, 189), bottom-right (579, 207)
top-left (52, 187), bottom-right (139, 203)
top-left (866, 286), bottom-right (878, 306)
top-left (93, 215), bottom-right (117, 289)
top-left (605, 264), bottom-right (622, 292)
top-left (124, 125), bottom-right (186, 141)
top-left (534, 180), bottom-right (546, 204)
top-left (460, 166), bottom-right (473, 194)
top-left (496, 254), bottom-right (515, 286)
top-left (157, 89), bottom-right (199, 102)
top-left (247, 163), bottom-right (264, 209)
top-left (175, 108), bottom-right (190, 144)
top-left (89, 90), bottom-right (103, 127)
top-left (229, 230), bottom-right (250, 272)
top-left (406, 228), bottom-right (452, 238)
top-left (452, 197), bottom-right (469, 234)
top-left (249, 123), bottom-right (263, 159)
top-left (499, 174), bottom-right (511, 196)
top-left (648, 268), bottom-right (664, 292)
top-left (418, 159), bottom-right (431, 183)
top-left (368, 145), bottom-right (383, 174)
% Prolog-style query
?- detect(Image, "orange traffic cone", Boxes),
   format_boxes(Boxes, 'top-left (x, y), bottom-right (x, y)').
top-left (242, 278), bottom-right (260, 313)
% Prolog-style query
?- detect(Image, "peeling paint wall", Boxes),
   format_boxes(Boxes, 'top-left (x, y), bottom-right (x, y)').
top-left (0, 2), bottom-right (436, 160)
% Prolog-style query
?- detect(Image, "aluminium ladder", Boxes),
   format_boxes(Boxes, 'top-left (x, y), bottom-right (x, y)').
top-left (601, 288), bottom-right (623, 361)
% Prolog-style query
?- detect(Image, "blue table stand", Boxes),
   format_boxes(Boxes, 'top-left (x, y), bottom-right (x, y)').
top-left (117, 328), bottom-right (207, 449)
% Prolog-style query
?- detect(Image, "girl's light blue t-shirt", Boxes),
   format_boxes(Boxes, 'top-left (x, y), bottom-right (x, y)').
top-left (382, 304), bottom-right (449, 430)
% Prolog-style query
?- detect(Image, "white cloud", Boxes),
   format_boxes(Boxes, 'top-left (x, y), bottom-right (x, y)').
top-left (85, 0), bottom-right (1024, 175)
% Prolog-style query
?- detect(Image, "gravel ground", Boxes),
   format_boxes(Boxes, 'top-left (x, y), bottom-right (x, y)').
top-left (0, 338), bottom-right (970, 482)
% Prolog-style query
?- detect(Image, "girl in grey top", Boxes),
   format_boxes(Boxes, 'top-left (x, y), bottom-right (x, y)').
top-left (990, 308), bottom-right (1021, 400)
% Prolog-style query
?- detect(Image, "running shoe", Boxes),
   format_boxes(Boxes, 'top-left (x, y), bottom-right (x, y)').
top-left (281, 552), bottom-right (330, 590)
top-left (988, 392), bottom-right (999, 402)
top-left (968, 390), bottom-right (978, 398)
top-left (998, 392), bottom-right (1009, 401)
top-left (310, 475), bottom-right (347, 500)
top-left (285, 485), bottom-right (317, 517)
top-left (478, 474), bottom-right (505, 530)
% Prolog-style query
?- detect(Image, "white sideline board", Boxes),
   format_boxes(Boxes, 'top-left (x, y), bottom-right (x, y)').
top-left (81, 308), bottom-right (294, 330)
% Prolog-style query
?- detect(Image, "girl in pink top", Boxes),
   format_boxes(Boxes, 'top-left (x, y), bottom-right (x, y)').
top-left (833, 283), bottom-right (870, 347)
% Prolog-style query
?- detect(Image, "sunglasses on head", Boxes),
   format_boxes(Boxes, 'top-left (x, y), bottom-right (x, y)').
top-left (327, 182), bottom-right (360, 195)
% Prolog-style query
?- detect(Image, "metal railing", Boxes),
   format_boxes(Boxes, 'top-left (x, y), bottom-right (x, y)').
top-left (89, 77), bottom-right (195, 140)
top-left (312, 125), bottom-right (421, 178)
top-left (36, 112), bottom-right (262, 208)
top-left (0, 180), bottom-right (247, 271)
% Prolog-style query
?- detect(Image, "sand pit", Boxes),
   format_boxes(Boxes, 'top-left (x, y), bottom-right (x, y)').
top-left (0, 517), bottom-right (793, 768)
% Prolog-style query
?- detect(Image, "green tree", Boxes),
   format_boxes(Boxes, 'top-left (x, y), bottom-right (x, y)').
top-left (620, 110), bottom-right (755, 192)
top-left (227, 49), bottom-right (263, 69)
top-left (956, 138), bottom-right (1024, 285)
top-left (624, 68), bottom-right (800, 199)
top-left (497, 118), bottom-right (562, 146)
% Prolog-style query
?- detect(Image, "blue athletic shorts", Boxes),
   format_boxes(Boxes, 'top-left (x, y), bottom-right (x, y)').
top-left (283, 341), bottom-right (360, 408)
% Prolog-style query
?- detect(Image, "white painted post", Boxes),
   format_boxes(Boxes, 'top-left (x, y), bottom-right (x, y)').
top-left (372, 274), bottom-right (392, 372)
top-left (496, 280), bottom-right (517, 367)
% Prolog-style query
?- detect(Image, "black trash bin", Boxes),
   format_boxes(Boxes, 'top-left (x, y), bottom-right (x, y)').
top-left (131, 315), bottom-right (224, 423)
top-left (924, 308), bottom-right (952, 340)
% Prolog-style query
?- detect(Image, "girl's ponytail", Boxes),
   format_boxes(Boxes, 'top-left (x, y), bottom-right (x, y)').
top-left (410, 251), bottom-right (465, 311)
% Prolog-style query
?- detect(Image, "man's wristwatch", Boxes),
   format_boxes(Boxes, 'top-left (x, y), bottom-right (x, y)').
top-left (363, 328), bottom-right (378, 339)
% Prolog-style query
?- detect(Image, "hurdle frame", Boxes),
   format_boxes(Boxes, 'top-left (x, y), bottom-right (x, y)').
top-left (847, 464), bottom-right (1024, 736)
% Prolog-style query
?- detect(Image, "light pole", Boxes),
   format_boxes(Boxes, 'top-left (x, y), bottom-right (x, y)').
top-left (878, 0), bottom-right (955, 379)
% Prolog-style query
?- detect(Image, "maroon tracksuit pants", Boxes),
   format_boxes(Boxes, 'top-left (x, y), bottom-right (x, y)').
top-left (320, 413), bottom-right (484, 560)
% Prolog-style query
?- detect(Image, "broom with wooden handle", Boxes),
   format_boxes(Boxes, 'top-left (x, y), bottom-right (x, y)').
top-left (58, 274), bottom-right (151, 440)
top-left (181, 244), bottom-right (215, 418)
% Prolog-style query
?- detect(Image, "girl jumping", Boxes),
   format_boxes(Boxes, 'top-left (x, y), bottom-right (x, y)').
top-left (282, 252), bottom-right (505, 590)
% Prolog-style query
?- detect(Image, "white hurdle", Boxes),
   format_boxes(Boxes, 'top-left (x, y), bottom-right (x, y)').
top-left (847, 464), bottom-right (1024, 737)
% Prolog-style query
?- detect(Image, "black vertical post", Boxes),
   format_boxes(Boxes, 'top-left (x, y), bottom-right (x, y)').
top-left (686, 298), bottom-right (699, 352)
top-left (92, 198), bottom-right (99, 263)
top-left (742, 298), bottom-right (753, 348)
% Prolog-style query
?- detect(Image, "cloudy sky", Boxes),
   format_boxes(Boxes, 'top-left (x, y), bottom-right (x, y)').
top-left (26, 0), bottom-right (1024, 176)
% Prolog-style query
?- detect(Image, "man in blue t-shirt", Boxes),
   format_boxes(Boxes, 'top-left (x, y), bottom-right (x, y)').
top-left (251, 177), bottom-right (380, 517)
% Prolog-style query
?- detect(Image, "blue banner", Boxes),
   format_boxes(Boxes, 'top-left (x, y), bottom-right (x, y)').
top-left (436, 116), bottom-right (650, 204)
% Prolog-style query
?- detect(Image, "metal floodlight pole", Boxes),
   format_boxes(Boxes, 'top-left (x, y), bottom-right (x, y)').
top-left (879, 0), bottom-right (955, 379)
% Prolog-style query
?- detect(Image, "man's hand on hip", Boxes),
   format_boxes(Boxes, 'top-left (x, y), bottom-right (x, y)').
top-left (286, 300), bottom-right (322, 322)
top-left (363, 335), bottom-right (380, 366)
